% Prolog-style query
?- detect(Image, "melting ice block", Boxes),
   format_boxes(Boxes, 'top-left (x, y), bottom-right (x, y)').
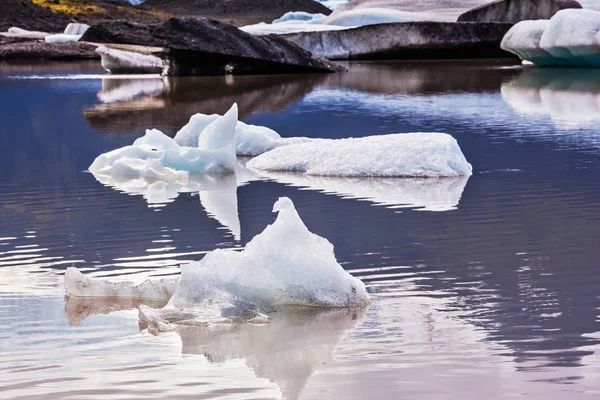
top-left (174, 110), bottom-right (309, 156)
top-left (247, 132), bottom-right (472, 178)
top-left (89, 104), bottom-right (239, 179)
top-left (501, 9), bottom-right (600, 67)
top-left (64, 267), bottom-right (178, 301)
top-left (44, 33), bottom-right (83, 43)
top-left (96, 46), bottom-right (164, 74)
top-left (140, 197), bottom-right (371, 328)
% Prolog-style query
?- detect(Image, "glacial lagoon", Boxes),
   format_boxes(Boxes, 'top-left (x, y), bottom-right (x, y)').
top-left (1, 60), bottom-right (600, 399)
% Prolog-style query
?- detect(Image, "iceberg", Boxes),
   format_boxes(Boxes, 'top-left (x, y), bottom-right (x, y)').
top-left (44, 33), bottom-right (83, 43)
top-left (141, 197), bottom-right (370, 327)
top-left (247, 132), bottom-right (472, 178)
top-left (63, 23), bottom-right (90, 36)
top-left (64, 198), bottom-right (370, 327)
top-left (501, 9), bottom-right (600, 67)
top-left (96, 46), bottom-right (164, 74)
top-left (173, 109), bottom-right (309, 156)
top-left (89, 104), bottom-right (239, 179)
top-left (64, 267), bottom-right (178, 301)
top-left (273, 11), bottom-right (327, 23)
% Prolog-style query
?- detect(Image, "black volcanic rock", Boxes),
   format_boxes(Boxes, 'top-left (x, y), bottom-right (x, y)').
top-left (458, 0), bottom-right (582, 23)
top-left (81, 18), bottom-right (345, 75)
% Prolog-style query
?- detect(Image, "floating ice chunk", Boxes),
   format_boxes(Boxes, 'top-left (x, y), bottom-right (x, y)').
top-left (0, 27), bottom-right (49, 39)
top-left (273, 11), bottom-right (327, 24)
top-left (96, 46), bottom-right (164, 74)
top-left (256, 171), bottom-right (469, 212)
top-left (501, 9), bottom-right (600, 67)
top-left (248, 133), bottom-right (472, 178)
top-left (64, 267), bottom-right (178, 301)
top-left (44, 33), bottom-right (83, 43)
top-left (173, 109), bottom-right (309, 156)
top-left (322, 7), bottom-right (447, 27)
top-left (64, 23), bottom-right (89, 35)
top-left (140, 197), bottom-right (371, 327)
top-left (501, 20), bottom-right (553, 65)
top-left (240, 21), bottom-right (349, 35)
top-left (89, 104), bottom-right (239, 179)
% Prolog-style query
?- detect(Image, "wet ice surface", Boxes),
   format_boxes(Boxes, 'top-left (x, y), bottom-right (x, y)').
top-left (2, 61), bottom-right (600, 399)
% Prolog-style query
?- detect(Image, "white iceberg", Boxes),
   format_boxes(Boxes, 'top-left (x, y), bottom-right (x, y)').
top-left (63, 23), bottom-right (90, 35)
top-left (501, 9), bottom-right (600, 67)
top-left (247, 132), bottom-right (472, 178)
top-left (64, 198), bottom-right (370, 327)
top-left (241, 21), bottom-right (348, 35)
top-left (89, 104), bottom-right (239, 179)
top-left (173, 109), bottom-right (309, 156)
top-left (322, 7), bottom-right (447, 27)
top-left (44, 33), bottom-right (83, 43)
top-left (96, 46), bottom-right (164, 74)
top-left (0, 27), bottom-right (49, 39)
top-left (255, 171), bottom-right (470, 212)
top-left (64, 267), bottom-right (178, 301)
top-left (273, 11), bottom-right (327, 23)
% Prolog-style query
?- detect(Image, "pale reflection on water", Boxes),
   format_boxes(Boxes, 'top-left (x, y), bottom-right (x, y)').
top-left (1, 60), bottom-right (600, 399)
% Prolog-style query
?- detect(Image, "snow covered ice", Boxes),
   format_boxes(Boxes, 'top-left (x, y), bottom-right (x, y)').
top-left (247, 133), bottom-right (472, 178)
top-left (64, 198), bottom-right (370, 328)
top-left (89, 104), bottom-right (239, 179)
top-left (96, 46), bottom-right (164, 74)
top-left (64, 267), bottom-right (178, 301)
top-left (501, 9), bottom-right (600, 67)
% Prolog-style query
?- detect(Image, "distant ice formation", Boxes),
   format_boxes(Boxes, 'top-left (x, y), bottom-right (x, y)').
top-left (44, 33), bottom-right (83, 43)
top-left (89, 104), bottom-right (239, 179)
top-left (64, 198), bottom-right (371, 328)
top-left (64, 267), bottom-right (178, 301)
top-left (247, 133), bottom-right (472, 178)
top-left (64, 23), bottom-right (90, 36)
top-left (96, 46), bottom-right (164, 74)
top-left (0, 27), bottom-right (49, 39)
top-left (501, 9), bottom-right (600, 67)
top-left (273, 11), bottom-right (327, 23)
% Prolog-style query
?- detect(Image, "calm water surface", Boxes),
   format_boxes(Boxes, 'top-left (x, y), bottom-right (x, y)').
top-left (1, 60), bottom-right (599, 399)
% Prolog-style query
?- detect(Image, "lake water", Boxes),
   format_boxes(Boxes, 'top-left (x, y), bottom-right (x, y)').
top-left (1, 60), bottom-right (600, 399)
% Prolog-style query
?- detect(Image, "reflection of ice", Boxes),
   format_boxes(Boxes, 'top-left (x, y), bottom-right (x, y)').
top-left (175, 306), bottom-right (365, 400)
top-left (90, 167), bottom-right (258, 240)
top-left (97, 76), bottom-right (164, 104)
top-left (256, 171), bottom-right (469, 211)
top-left (501, 68), bottom-right (600, 124)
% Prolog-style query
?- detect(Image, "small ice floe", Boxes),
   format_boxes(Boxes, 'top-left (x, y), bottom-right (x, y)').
top-left (0, 27), bottom-right (49, 39)
top-left (89, 104), bottom-right (239, 179)
top-left (247, 132), bottom-right (472, 178)
top-left (501, 9), bottom-right (600, 67)
top-left (44, 23), bottom-right (90, 43)
top-left (64, 267), bottom-right (178, 301)
top-left (96, 46), bottom-right (164, 74)
top-left (64, 198), bottom-right (371, 328)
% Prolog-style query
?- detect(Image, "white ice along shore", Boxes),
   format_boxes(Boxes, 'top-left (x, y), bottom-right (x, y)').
top-left (501, 9), bottom-right (600, 67)
top-left (96, 46), bottom-right (164, 74)
top-left (247, 133), bottom-right (472, 178)
top-left (64, 198), bottom-right (371, 327)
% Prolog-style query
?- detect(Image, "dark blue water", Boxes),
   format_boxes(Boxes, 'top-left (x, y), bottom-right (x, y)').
top-left (1, 61), bottom-right (600, 399)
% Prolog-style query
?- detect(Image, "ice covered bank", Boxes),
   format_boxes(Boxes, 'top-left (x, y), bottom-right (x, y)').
top-left (247, 133), bottom-right (472, 178)
top-left (96, 46), bottom-right (163, 74)
top-left (64, 198), bottom-right (371, 327)
top-left (501, 9), bottom-right (600, 67)
top-left (89, 104), bottom-right (239, 179)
